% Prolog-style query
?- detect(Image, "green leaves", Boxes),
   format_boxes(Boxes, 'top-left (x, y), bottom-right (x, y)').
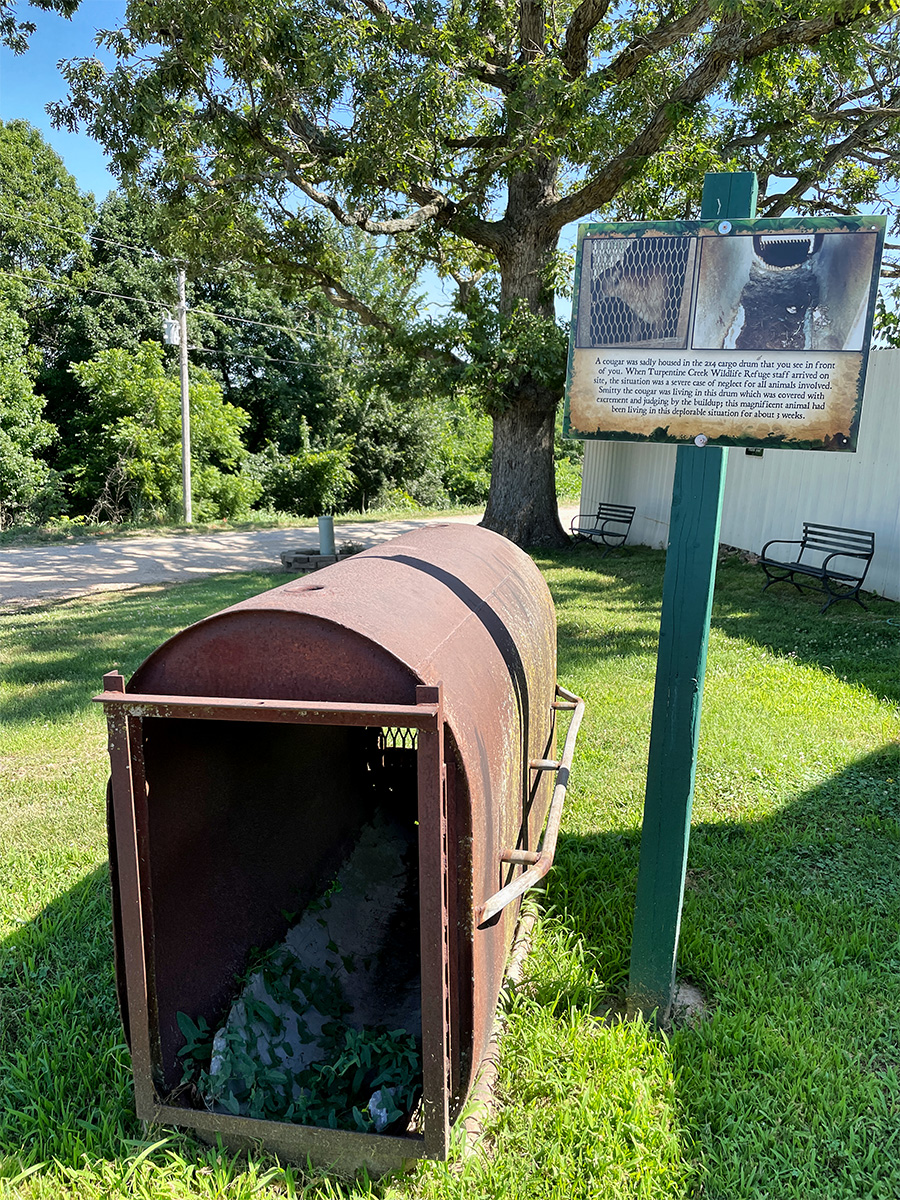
top-left (463, 294), bottom-right (569, 416)
top-left (179, 952), bottom-right (422, 1133)
top-left (244, 439), bottom-right (355, 517)
top-left (28, 0), bottom-right (900, 542)
top-left (174, 1011), bottom-right (213, 1063)
top-left (69, 341), bottom-right (260, 521)
top-left (0, 119), bottom-right (92, 278)
top-left (0, 292), bottom-right (63, 529)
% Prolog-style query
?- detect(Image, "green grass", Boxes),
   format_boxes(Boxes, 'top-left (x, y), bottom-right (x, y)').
top-left (1, 546), bottom-right (897, 1198)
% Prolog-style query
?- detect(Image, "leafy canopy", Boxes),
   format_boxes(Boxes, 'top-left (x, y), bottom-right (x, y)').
top-left (46, 0), bottom-right (900, 267)
top-left (24, 0), bottom-right (900, 540)
top-left (43, 0), bottom-right (900, 410)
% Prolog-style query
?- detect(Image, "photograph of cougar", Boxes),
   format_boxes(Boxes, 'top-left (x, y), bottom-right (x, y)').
top-left (579, 236), bottom-right (693, 346)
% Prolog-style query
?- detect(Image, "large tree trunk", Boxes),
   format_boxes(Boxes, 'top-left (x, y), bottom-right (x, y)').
top-left (479, 201), bottom-right (570, 548)
top-left (482, 394), bottom-right (567, 546)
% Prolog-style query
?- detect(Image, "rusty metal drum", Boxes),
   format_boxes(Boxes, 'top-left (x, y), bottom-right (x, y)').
top-left (97, 523), bottom-right (582, 1174)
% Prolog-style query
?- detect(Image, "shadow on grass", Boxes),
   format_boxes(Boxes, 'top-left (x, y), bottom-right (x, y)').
top-left (0, 866), bottom-right (141, 1168)
top-left (541, 542), bottom-right (899, 705)
top-left (3, 552), bottom-right (898, 1194)
top-left (0, 867), bottom-right (299, 1189)
top-left (536, 743), bottom-right (900, 1196)
top-left (2, 750), bottom-right (898, 1193)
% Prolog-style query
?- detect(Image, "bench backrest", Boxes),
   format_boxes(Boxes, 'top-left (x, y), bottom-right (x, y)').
top-left (596, 502), bottom-right (636, 526)
top-left (800, 523), bottom-right (874, 569)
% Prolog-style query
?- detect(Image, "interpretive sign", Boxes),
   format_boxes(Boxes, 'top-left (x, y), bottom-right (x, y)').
top-left (564, 216), bottom-right (885, 451)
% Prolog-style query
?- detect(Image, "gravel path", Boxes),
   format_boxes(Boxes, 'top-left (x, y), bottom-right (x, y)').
top-left (0, 507), bottom-right (580, 611)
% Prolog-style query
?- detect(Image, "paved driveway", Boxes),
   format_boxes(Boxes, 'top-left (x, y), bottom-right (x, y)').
top-left (0, 507), bottom-right (579, 610)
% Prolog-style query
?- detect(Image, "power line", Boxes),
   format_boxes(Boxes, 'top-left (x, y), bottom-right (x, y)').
top-left (0, 268), bottom-right (170, 309)
top-left (192, 347), bottom-right (339, 370)
top-left (0, 205), bottom-right (426, 270)
top-left (0, 208), bottom-right (172, 263)
top-left (188, 307), bottom-right (318, 337)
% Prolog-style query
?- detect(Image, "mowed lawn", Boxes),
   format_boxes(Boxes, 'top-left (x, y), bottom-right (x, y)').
top-left (1, 543), bottom-right (898, 1199)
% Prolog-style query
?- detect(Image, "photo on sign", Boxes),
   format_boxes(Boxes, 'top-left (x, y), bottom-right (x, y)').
top-left (564, 216), bottom-right (885, 453)
top-left (575, 236), bottom-right (697, 348)
top-left (692, 231), bottom-right (880, 353)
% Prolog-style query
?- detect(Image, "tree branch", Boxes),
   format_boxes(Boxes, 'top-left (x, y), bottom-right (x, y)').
top-left (851, 148), bottom-right (894, 163)
top-left (767, 128), bottom-right (890, 214)
top-left (292, 175), bottom-right (453, 235)
top-left (547, 0), bottom-right (888, 230)
top-left (741, 5), bottom-right (895, 59)
top-left (561, 0), bottom-right (613, 79)
top-left (444, 135), bottom-right (510, 150)
top-left (722, 101), bottom-right (900, 153)
top-left (597, 0), bottom-right (712, 85)
top-left (315, 270), bottom-right (465, 367)
top-left (469, 61), bottom-right (516, 93)
top-left (723, 120), bottom-right (801, 152)
top-left (547, 12), bottom-right (743, 227)
top-left (806, 104), bottom-right (900, 121)
top-left (519, 0), bottom-right (547, 59)
top-left (761, 111), bottom-right (893, 215)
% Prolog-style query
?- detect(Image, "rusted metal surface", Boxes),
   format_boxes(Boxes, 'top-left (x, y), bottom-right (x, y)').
top-left (149, 1102), bottom-right (427, 1177)
top-left (97, 523), bottom-right (577, 1171)
top-left (414, 683), bottom-right (451, 1159)
top-left (476, 685), bottom-right (586, 925)
top-left (95, 691), bottom-right (443, 729)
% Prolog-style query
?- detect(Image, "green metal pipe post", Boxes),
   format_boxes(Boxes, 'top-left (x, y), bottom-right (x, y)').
top-left (628, 172), bottom-right (758, 1021)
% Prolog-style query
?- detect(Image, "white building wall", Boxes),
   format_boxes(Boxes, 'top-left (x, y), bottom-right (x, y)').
top-left (579, 349), bottom-right (900, 600)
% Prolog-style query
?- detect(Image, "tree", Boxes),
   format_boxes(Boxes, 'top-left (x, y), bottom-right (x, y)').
top-left (0, 118), bottom-right (95, 404)
top-left (34, 190), bottom-right (176, 452)
top-left (48, 0), bottom-right (900, 542)
top-left (0, 287), bottom-right (62, 527)
top-left (0, 118), bottom-right (92, 281)
top-left (69, 342), bottom-right (260, 522)
top-left (0, 119), bottom-right (92, 526)
top-left (188, 268), bottom-right (348, 456)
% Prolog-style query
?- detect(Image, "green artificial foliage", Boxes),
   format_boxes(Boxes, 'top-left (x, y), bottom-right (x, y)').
top-left (178, 946), bottom-right (421, 1134)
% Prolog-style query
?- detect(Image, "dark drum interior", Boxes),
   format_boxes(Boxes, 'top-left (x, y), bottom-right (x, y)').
top-left (119, 714), bottom-right (471, 1126)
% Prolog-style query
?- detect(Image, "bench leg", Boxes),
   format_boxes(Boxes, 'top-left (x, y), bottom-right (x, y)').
top-left (820, 586), bottom-right (868, 614)
top-left (761, 570), bottom-right (804, 595)
top-left (600, 537), bottom-right (626, 559)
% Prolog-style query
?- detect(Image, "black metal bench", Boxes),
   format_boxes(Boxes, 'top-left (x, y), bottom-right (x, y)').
top-left (570, 502), bottom-right (636, 557)
top-left (759, 522), bottom-right (875, 612)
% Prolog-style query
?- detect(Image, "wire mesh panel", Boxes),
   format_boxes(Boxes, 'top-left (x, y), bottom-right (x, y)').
top-left (380, 727), bottom-right (419, 751)
top-left (576, 236), bottom-right (695, 348)
top-left (369, 727), bottom-right (419, 806)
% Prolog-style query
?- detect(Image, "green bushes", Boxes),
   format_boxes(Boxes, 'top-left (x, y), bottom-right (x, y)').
top-left (246, 439), bottom-right (355, 517)
top-left (0, 298), bottom-right (64, 528)
top-left (69, 343), bottom-right (260, 523)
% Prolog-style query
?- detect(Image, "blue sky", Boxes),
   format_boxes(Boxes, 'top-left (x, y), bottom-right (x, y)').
top-left (0, 0), bottom-right (462, 313)
top-left (0, 0), bottom-right (124, 199)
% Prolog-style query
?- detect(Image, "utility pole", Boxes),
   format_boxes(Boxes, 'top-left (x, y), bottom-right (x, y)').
top-left (177, 267), bottom-right (193, 524)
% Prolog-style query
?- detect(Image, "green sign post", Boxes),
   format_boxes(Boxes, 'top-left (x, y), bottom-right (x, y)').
top-left (561, 171), bottom-right (883, 1021)
top-left (626, 172), bottom-right (758, 1022)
